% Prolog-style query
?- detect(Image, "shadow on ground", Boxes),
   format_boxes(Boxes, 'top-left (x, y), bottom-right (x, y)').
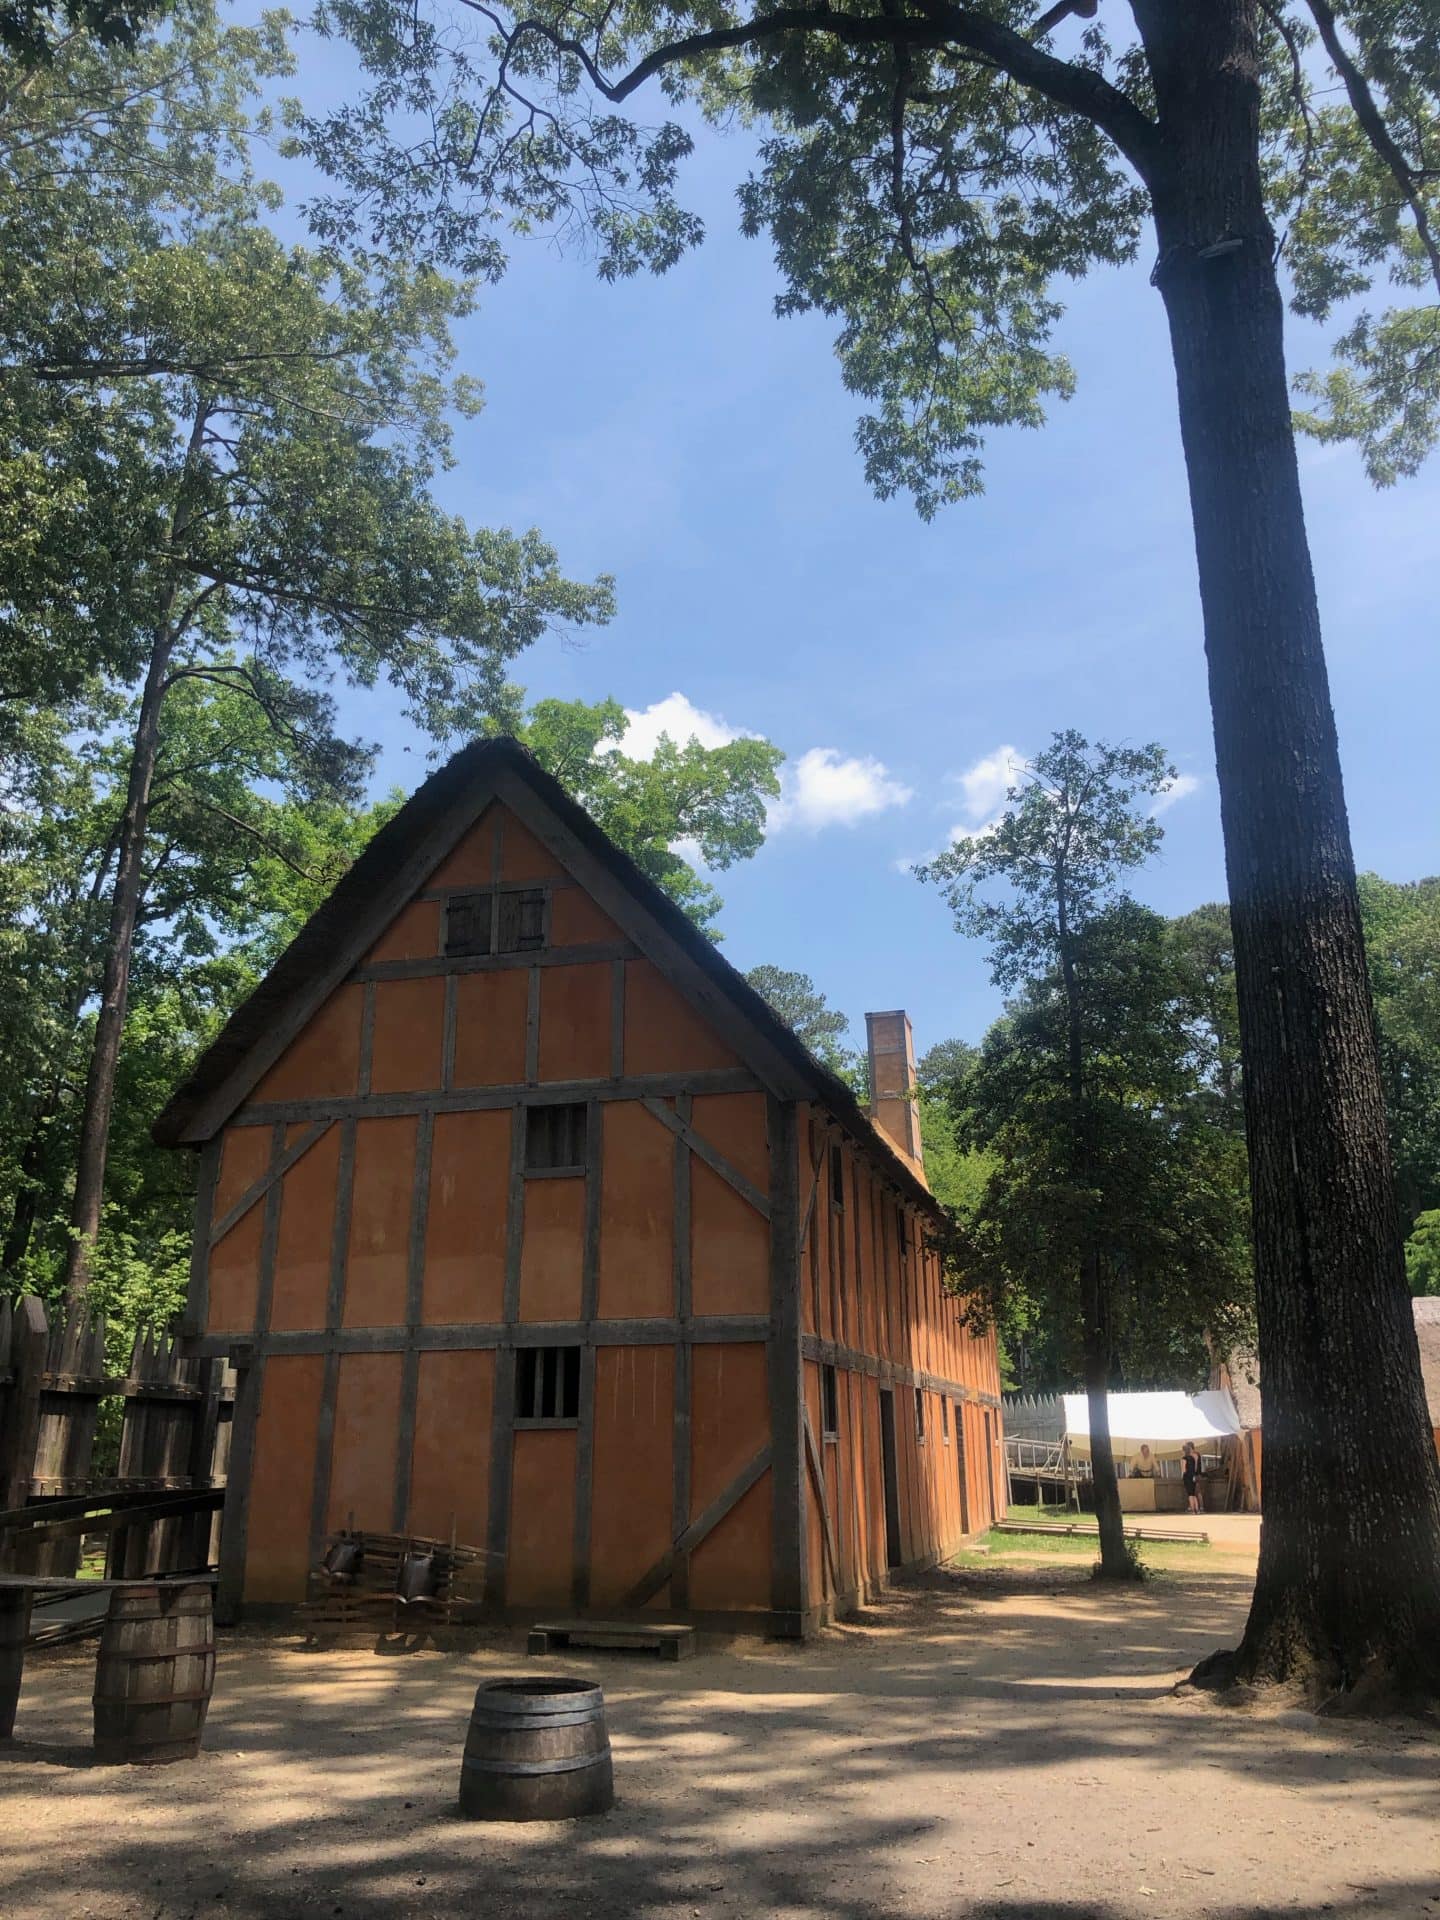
top-left (1, 1562), bottom-right (1435, 1920)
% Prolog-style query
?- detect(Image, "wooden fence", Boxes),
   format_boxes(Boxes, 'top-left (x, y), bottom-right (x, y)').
top-left (0, 1296), bottom-right (233, 1578)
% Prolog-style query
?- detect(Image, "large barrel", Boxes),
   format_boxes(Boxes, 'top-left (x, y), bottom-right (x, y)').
top-left (93, 1583), bottom-right (215, 1765)
top-left (459, 1677), bottom-right (612, 1821)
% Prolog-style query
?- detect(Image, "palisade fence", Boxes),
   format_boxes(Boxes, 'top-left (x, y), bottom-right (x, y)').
top-left (0, 1295), bottom-right (233, 1580)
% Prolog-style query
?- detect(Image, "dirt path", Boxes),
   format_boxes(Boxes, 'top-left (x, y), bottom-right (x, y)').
top-left (2, 1565), bottom-right (1436, 1920)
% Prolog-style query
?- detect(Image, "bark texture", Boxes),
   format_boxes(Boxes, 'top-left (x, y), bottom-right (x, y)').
top-left (1140, 0), bottom-right (1440, 1697)
top-left (61, 402), bottom-right (212, 1301)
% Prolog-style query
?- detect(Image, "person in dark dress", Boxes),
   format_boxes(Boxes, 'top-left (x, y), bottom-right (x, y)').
top-left (1181, 1441), bottom-right (1201, 1514)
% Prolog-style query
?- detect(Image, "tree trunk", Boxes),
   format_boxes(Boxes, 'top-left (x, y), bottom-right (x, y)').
top-left (1143, 0), bottom-right (1440, 1698)
top-left (61, 402), bottom-right (211, 1302)
top-left (1081, 1254), bottom-right (1133, 1579)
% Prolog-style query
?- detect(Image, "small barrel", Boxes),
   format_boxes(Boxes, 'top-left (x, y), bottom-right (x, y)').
top-left (459, 1677), bottom-right (612, 1821)
top-left (93, 1583), bottom-right (215, 1765)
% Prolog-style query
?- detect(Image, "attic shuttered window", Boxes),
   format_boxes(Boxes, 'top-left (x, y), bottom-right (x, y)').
top-left (444, 887), bottom-right (547, 958)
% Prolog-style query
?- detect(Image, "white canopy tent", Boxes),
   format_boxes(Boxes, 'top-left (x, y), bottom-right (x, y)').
top-left (1060, 1390), bottom-right (1241, 1461)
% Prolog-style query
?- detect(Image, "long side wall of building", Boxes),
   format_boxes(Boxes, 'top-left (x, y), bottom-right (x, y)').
top-left (795, 1106), bottom-right (1004, 1624)
top-left (191, 802), bottom-right (798, 1630)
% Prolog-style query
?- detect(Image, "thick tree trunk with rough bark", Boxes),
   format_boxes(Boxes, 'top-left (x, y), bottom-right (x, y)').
top-left (1141, 0), bottom-right (1440, 1698)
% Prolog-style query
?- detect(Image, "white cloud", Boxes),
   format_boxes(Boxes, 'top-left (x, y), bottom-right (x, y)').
top-left (769, 748), bottom-right (913, 835)
top-left (950, 743), bottom-right (1025, 828)
top-left (1153, 772), bottom-right (1201, 815)
top-left (615, 691), bottom-right (747, 760)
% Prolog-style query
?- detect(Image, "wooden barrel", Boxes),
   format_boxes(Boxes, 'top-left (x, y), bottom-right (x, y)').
top-left (93, 1583), bottom-right (215, 1765)
top-left (459, 1677), bottom-right (612, 1821)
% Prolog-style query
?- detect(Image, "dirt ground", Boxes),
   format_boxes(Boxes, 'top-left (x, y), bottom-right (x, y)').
top-left (2, 1562), bottom-right (1437, 1920)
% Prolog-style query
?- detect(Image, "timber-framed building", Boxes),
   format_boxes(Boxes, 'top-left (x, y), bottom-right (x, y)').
top-left (155, 738), bottom-right (1003, 1635)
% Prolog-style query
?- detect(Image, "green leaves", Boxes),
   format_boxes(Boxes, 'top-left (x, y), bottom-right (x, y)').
top-left (506, 695), bottom-right (783, 931)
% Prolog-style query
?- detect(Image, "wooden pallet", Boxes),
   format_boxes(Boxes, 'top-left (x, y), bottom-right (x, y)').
top-left (299, 1526), bottom-right (489, 1643)
top-left (527, 1619), bottom-right (697, 1661)
top-left (993, 1519), bottom-right (1209, 1545)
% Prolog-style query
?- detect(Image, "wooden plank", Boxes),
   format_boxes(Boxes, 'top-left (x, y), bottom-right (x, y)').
top-left (0, 1299), bottom-right (47, 1526)
top-left (527, 1620), bottom-right (696, 1660)
top-left (16, 1489), bottom-right (224, 1548)
top-left (185, 1314), bottom-right (773, 1360)
top-left (524, 966), bottom-right (540, 1085)
top-left (641, 1097), bottom-right (771, 1220)
top-left (392, 1109), bottom-right (433, 1533)
top-left (231, 1069), bottom-right (765, 1129)
top-left (180, 1138), bottom-right (222, 1339)
top-left (803, 1408), bottom-right (840, 1598)
top-left (353, 941), bottom-right (636, 983)
top-left (622, 1444), bottom-right (773, 1610)
top-left (799, 1333), bottom-right (1002, 1409)
top-left (570, 1342), bottom-right (596, 1613)
top-left (357, 981), bottom-right (376, 1096)
top-left (208, 1120), bottom-right (332, 1249)
top-left (216, 1348), bottom-right (260, 1625)
top-left (671, 1093), bottom-right (693, 1611)
top-left (766, 1096), bottom-right (806, 1621)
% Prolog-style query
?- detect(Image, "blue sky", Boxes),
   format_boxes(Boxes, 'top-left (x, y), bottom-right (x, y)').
top-left (309, 93), bottom-right (1440, 1058)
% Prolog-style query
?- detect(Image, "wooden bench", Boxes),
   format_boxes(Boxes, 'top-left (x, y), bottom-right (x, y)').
top-left (527, 1619), bottom-right (697, 1661)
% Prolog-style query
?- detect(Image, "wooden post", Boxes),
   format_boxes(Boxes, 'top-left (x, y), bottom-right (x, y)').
top-left (0, 1299), bottom-right (47, 1574)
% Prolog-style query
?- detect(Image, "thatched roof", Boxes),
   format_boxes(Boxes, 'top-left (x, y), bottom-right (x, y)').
top-left (152, 736), bottom-right (943, 1220)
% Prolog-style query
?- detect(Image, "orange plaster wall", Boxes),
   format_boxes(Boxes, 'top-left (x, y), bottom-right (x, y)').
top-left (423, 1110), bottom-right (509, 1323)
top-left (598, 1102), bottom-right (673, 1319)
top-left (254, 983), bottom-right (362, 1105)
top-left (518, 1176), bottom-right (584, 1321)
top-left (622, 959), bottom-right (737, 1077)
top-left (207, 1201), bottom-right (263, 1336)
top-left (507, 1429), bottom-right (575, 1606)
top-left (326, 1351), bottom-right (403, 1533)
top-left (428, 809), bottom-right (495, 889)
top-left (269, 1124), bottom-right (342, 1332)
top-left (538, 963), bottom-right (611, 1082)
top-left (690, 1092), bottom-right (769, 1190)
top-left (589, 1345), bottom-right (675, 1605)
top-left (369, 978), bottom-right (444, 1095)
top-left (343, 1117), bottom-right (415, 1327)
top-left (452, 970), bottom-right (528, 1087)
top-left (499, 811), bottom-right (566, 883)
top-left (690, 1164), bottom-right (769, 1317)
top-left (244, 1354), bottom-right (324, 1603)
top-left (366, 899), bottom-right (441, 965)
top-left (690, 1474), bottom-right (772, 1614)
top-left (214, 1126), bottom-right (270, 1220)
top-left (408, 1349), bottom-right (494, 1548)
top-left (689, 1342), bottom-right (771, 1612)
top-left (550, 889), bottom-right (621, 946)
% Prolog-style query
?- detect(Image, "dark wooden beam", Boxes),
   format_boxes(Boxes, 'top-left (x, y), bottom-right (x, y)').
top-left (623, 1443), bottom-right (772, 1609)
top-left (766, 1095), bottom-right (806, 1622)
top-left (641, 1096), bottom-right (771, 1220)
top-left (230, 1069), bottom-right (765, 1129)
top-left (352, 941), bottom-right (636, 984)
top-left (206, 1121), bottom-right (332, 1250)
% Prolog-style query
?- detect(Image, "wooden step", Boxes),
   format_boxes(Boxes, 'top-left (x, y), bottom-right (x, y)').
top-left (527, 1619), bottom-right (697, 1661)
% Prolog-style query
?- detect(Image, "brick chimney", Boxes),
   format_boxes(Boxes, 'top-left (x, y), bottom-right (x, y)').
top-left (865, 1010), bottom-right (924, 1171)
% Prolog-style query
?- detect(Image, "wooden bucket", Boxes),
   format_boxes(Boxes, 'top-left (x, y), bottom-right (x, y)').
top-left (459, 1677), bottom-right (612, 1821)
top-left (93, 1583), bottom-right (215, 1765)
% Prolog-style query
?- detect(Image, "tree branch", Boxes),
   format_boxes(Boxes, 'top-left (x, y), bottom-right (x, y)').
top-left (1304, 0), bottom-right (1440, 293)
top-left (487, 0), bottom-right (1160, 177)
